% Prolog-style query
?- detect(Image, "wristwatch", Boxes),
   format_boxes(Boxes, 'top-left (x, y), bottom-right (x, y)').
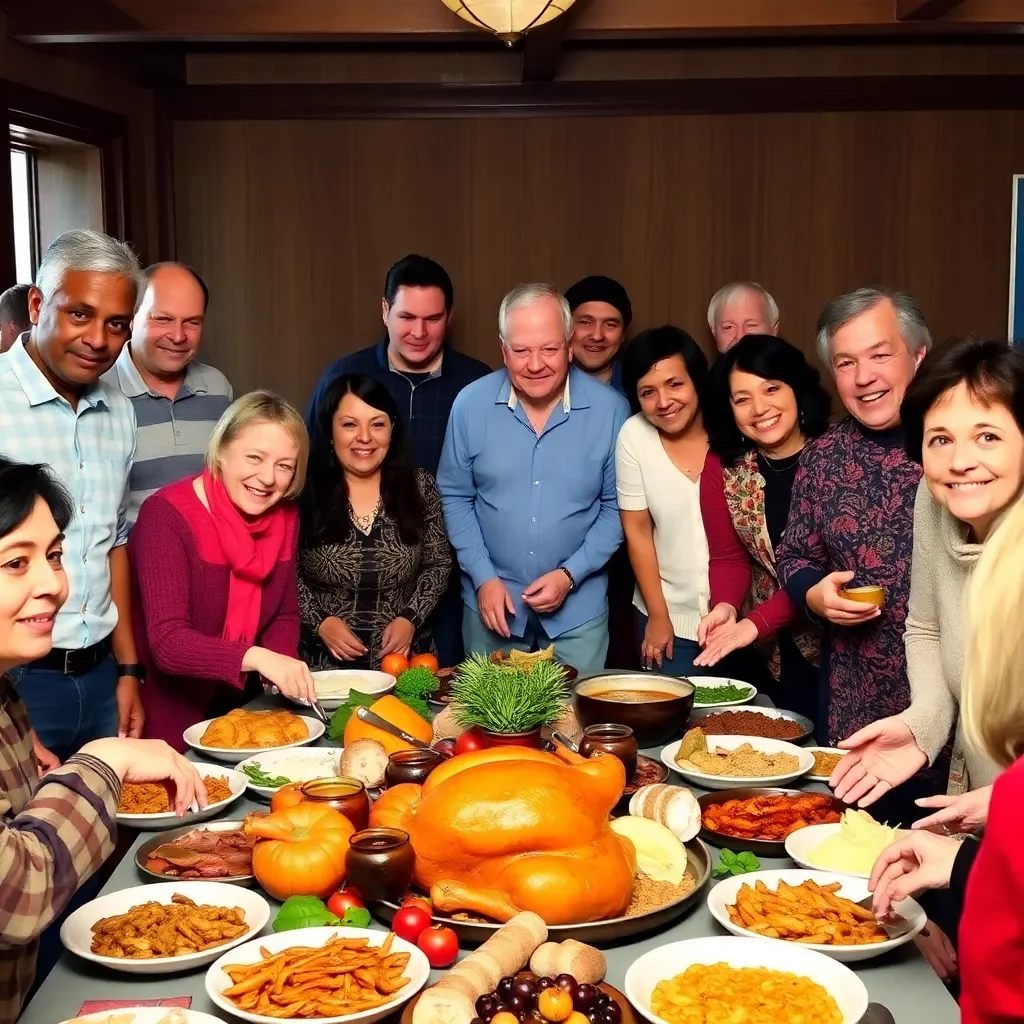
top-left (116, 663), bottom-right (147, 681)
top-left (559, 567), bottom-right (577, 592)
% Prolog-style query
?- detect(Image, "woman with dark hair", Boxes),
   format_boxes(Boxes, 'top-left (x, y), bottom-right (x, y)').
top-left (695, 335), bottom-right (831, 722)
top-left (616, 326), bottom-right (715, 676)
top-left (0, 457), bottom-right (205, 1019)
top-left (835, 338), bottom-right (1024, 819)
top-left (299, 373), bottom-right (450, 669)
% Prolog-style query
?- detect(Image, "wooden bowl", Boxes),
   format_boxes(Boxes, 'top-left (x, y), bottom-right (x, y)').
top-left (573, 673), bottom-right (694, 747)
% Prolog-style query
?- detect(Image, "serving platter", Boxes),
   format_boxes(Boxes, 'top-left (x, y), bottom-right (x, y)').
top-left (135, 819), bottom-right (255, 886)
top-left (115, 763), bottom-right (246, 830)
top-left (183, 715), bottom-right (325, 763)
top-left (372, 838), bottom-right (712, 944)
top-left (61, 1009), bottom-right (228, 1024)
top-left (236, 746), bottom-right (342, 799)
top-left (662, 734), bottom-right (814, 791)
top-left (698, 787), bottom-right (847, 856)
top-left (688, 706), bottom-right (814, 745)
top-left (806, 746), bottom-right (848, 782)
top-left (286, 669), bottom-right (395, 711)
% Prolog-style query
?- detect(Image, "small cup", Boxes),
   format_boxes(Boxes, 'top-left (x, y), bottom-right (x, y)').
top-left (385, 749), bottom-right (445, 788)
top-left (577, 723), bottom-right (639, 783)
top-left (300, 776), bottom-right (370, 831)
top-left (345, 828), bottom-right (416, 903)
top-left (840, 585), bottom-right (886, 609)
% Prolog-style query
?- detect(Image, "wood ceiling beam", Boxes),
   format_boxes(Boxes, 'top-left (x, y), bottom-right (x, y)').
top-left (520, 0), bottom-right (587, 83)
top-left (896, 0), bottom-right (967, 18)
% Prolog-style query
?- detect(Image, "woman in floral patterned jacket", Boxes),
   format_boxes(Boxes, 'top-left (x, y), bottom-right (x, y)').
top-left (696, 335), bottom-right (831, 724)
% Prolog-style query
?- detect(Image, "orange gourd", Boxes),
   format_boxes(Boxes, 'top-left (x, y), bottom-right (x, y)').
top-left (270, 781), bottom-right (306, 813)
top-left (245, 801), bottom-right (354, 900)
top-left (342, 694), bottom-right (433, 756)
top-left (369, 782), bottom-right (422, 830)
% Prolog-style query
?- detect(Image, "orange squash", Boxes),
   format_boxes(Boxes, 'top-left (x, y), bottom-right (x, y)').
top-left (342, 694), bottom-right (432, 756)
top-left (270, 781), bottom-right (307, 813)
top-left (245, 801), bottom-right (354, 900)
top-left (369, 782), bottom-right (422, 830)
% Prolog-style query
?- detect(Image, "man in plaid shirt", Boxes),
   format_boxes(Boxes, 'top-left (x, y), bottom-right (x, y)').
top-left (306, 255), bottom-right (490, 666)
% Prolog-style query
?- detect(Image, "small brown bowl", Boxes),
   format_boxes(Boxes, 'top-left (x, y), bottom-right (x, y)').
top-left (840, 585), bottom-right (885, 608)
top-left (573, 672), bottom-right (694, 748)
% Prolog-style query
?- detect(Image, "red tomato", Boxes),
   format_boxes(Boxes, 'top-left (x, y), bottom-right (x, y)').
top-left (454, 727), bottom-right (488, 756)
top-left (392, 905), bottom-right (432, 943)
top-left (432, 739), bottom-right (457, 759)
top-left (270, 782), bottom-right (307, 813)
top-left (326, 886), bottom-right (365, 918)
top-left (417, 925), bottom-right (459, 968)
top-left (381, 653), bottom-right (410, 678)
top-left (402, 896), bottom-right (432, 916)
top-left (409, 653), bottom-right (439, 673)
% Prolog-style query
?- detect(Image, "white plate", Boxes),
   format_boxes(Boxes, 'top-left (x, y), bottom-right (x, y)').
top-left (662, 734), bottom-right (813, 790)
top-left (183, 715), bottom-right (326, 763)
top-left (784, 822), bottom-right (909, 878)
top-left (61, 1009), bottom-right (227, 1024)
top-left (707, 868), bottom-right (926, 962)
top-left (236, 746), bottom-right (343, 798)
top-left (625, 934), bottom-right (868, 1024)
top-left (60, 881), bottom-right (270, 975)
top-left (205, 926), bottom-right (430, 1024)
top-left (689, 677), bottom-right (757, 708)
top-left (286, 670), bottom-right (395, 711)
top-left (806, 746), bottom-right (848, 782)
top-left (116, 763), bottom-right (246, 829)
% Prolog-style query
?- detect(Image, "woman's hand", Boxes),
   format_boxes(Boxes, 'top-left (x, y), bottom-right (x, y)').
top-left (32, 732), bottom-right (61, 774)
top-left (915, 921), bottom-right (959, 983)
top-left (243, 647), bottom-right (318, 704)
top-left (641, 614), bottom-right (675, 670)
top-left (913, 786), bottom-right (993, 834)
top-left (831, 717), bottom-right (928, 806)
top-left (81, 738), bottom-right (209, 816)
top-left (806, 571), bottom-right (882, 625)
top-left (868, 831), bottom-right (961, 919)
top-left (316, 617), bottom-right (368, 662)
top-left (379, 616), bottom-right (415, 658)
top-left (694, 618), bottom-right (758, 667)
top-left (697, 603), bottom-right (736, 646)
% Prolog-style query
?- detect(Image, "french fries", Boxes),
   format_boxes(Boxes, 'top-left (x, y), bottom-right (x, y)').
top-left (221, 933), bottom-right (411, 1019)
top-left (726, 879), bottom-right (888, 946)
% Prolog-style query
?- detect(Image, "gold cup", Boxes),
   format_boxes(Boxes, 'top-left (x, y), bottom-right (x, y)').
top-left (840, 585), bottom-right (886, 608)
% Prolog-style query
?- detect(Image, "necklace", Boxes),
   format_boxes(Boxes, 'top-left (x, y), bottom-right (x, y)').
top-left (758, 450), bottom-right (802, 474)
top-left (350, 497), bottom-right (382, 534)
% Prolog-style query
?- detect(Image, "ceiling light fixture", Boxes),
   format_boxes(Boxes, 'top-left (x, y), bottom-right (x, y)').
top-left (440, 1), bottom-right (576, 45)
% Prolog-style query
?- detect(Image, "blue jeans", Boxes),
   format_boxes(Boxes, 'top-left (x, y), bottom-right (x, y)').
top-left (634, 612), bottom-right (763, 682)
top-left (462, 605), bottom-right (610, 675)
top-left (11, 654), bottom-right (119, 763)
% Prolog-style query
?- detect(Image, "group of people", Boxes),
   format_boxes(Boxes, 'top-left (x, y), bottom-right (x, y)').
top-left (0, 226), bottom-right (1022, 1022)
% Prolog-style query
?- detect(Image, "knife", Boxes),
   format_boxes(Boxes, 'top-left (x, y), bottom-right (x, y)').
top-left (355, 706), bottom-right (432, 749)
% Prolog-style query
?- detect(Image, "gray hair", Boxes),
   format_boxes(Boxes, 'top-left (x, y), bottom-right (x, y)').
top-left (35, 229), bottom-right (145, 312)
top-left (815, 287), bottom-right (931, 373)
top-left (498, 283), bottom-right (572, 346)
top-left (706, 281), bottom-right (779, 333)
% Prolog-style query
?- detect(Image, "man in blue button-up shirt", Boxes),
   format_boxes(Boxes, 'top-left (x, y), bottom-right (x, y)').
top-left (437, 284), bottom-right (629, 673)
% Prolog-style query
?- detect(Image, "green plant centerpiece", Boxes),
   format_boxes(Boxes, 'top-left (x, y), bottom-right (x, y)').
top-left (450, 653), bottom-right (569, 737)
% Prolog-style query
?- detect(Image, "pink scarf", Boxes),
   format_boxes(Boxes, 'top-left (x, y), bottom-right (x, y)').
top-left (202, 468), bottom-right (287, 645)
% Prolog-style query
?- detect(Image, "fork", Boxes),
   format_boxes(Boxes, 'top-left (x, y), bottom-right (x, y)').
top-left (855, 895), bottom-right (915, 939)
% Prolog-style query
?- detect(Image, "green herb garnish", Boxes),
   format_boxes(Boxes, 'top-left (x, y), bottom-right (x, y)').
top-left (272, 896), bottom-right (371, 932)
top-left (395, 667), bottom-right (440, 719)
top-left (712, 849), bottom-right (761, 878)
top-left (241, 762), bottom-right (291, 788)
top-left (450, 653), bottom-right (568, 734)
top-left (327, 690), bottom-right (377, 741)
top-left (692, 682), bottom-right (752, 705)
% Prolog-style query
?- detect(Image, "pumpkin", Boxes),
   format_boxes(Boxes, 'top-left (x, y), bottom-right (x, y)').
top-left (369, 782), bottom-right (422, 830)
top-left (245, 801), bottom-right (355, 900)
top-left (343, 694), bottom-right (433, 756)
top-left (270, 781), bottom-right (307, 813)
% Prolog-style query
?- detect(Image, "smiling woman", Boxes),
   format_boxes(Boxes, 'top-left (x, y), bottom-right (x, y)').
top-left (127, 392), bottom-right (317, 750)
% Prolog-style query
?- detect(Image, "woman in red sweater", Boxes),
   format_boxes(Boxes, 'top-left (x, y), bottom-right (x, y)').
top-left (696, 335), bottom-right (831, 724)
top-left (128, 391), bottom-right (317, 750)
top-left (870, 493), bottom-right (1024, 1022)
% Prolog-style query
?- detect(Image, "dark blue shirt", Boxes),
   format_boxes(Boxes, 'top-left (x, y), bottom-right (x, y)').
top-left (306, 340), bottom-right (492, 475)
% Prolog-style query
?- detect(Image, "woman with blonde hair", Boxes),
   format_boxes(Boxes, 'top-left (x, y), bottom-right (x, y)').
top-left (129, 391), bottom-right (317, 749)
top-left (869, 496), bottom-right (1024, 1022)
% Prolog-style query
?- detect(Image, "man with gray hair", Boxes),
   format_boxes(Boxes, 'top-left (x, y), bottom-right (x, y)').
top-left (436, 283), bottom-right (629, 671)
top-left (0, 282), bottom-right (31, 353)
top-left (0, 228), bottom-right (145, 768)
top-left (707, 281), bottom-right (780, 353)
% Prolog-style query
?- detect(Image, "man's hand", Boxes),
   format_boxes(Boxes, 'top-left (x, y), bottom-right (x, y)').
top-left (806, 571), bottom-right (882, 625)
top-left (379, 617), bottom-right (415, 658)
top-left (477, 578), bottom-right (516, 638)
top-left (32, 731), bottom-right (61, 774)
top-left (318, 617), bottom-right (368, 661)
top-left (116, 675), bottom-right (145, 738)
top-left (522, 570), bottom-right (572, 615)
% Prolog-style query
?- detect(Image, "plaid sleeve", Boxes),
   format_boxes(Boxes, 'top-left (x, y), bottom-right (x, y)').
top-left (0, 753), bottom-right (119, 947)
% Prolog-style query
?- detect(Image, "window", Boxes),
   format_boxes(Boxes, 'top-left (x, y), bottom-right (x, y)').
top-left (10, 146), bottom-right (37, 284)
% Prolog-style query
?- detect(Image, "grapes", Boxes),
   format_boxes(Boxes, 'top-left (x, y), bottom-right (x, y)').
top-left (602, 1003), bottom-right (622, 1024)
top-left (497, 978), bottom-right (516, 1002)
top-left (586, 1013), bottom-right (602, 1024)
top-left (476, 996), bottom-right (501, 1021)
top-left (506, 994), bottom-right (529, 1015)
top-left (573, 985), bottom-right (599, 1013)
top-left (596, 995), bottom-right (611, 1010)
top-left (471, 1018), bottom-right (486, 1024)
top-left (536, 977), bottom-right (555, 991)
top-left (555, 974), bottom-right (577, 993)
top-left (514, 978), bottom-right (539, 1005)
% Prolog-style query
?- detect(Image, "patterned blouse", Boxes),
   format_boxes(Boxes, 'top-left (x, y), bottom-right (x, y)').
top-left (298, 469), bottom-right (452, 671)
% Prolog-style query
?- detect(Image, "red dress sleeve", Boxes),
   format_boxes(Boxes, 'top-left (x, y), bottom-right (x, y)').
top-left (700, 453), bottom-right (753, 613)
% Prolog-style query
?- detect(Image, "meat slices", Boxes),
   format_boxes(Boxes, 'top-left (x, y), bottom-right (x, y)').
top-left (146, 828), bottom-right (256, 879)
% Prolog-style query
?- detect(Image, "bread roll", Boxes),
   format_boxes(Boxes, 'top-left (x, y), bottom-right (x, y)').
top-left (529, 939), bottom-right (606, 984)
top-left (628, 783), bottom-right (701, 841)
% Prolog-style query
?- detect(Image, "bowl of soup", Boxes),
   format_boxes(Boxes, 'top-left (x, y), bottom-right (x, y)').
top-left (573, 673), bottom-right (695, 747)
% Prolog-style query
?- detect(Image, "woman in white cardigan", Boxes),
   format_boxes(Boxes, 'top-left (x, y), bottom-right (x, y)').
top-left (615, 326), bottom-right (720, 676)
top-left (834, 337), bottom-right (1024, 823)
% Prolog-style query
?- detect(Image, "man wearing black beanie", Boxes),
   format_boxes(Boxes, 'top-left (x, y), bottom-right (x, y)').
top-left (565, 275), bottom-right (632, 394)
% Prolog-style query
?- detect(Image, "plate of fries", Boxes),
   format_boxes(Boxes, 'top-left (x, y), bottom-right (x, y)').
top-left (707, 869), bottom-right (926, 962)
top-left (205, 927), bottom-right (430, 1024)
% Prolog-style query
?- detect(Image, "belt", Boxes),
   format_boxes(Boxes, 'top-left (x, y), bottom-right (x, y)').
top-left (31, 638), bottom-right (111, 675)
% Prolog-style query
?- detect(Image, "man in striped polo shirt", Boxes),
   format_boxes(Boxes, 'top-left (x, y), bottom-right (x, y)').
top-left (104, 261), bottom-right (233, 524)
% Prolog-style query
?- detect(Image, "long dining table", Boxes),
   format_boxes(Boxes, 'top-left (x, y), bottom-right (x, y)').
top-left (20, 693), bottom-right (960, 1024)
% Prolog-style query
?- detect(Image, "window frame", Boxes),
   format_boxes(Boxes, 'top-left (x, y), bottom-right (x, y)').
top-left (9, 140), bottom-right (40, 282)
